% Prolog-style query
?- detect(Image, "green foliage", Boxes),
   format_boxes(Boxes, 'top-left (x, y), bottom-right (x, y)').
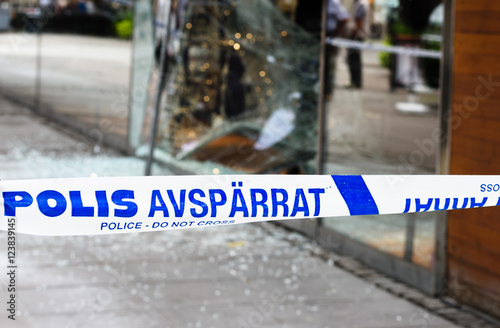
top-left (392, 19), bottom-right (420, 37)
top-left (115, 11), bottom-right (133, 39)
top-left (379, 16), bottom-right (421, 69)
top-left (379, 39), bottom-right (391, 69)
top-left (420, 40), bottom-right (441, 89)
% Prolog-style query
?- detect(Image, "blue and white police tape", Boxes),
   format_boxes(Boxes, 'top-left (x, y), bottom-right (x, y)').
top-left (1, 175), bottom-right (500, 236)
top-left (327, 38), bottom-right (442, 59)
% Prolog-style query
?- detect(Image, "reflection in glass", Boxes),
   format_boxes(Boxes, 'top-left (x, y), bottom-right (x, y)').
top-left (0, 1), bottom-right (37, 106)
top-left (40, 0), bottom-right (133, 150)
top-left (2, 0), bottom-right (134, 151)
top-left (322, 0), bottom-right (443, 269)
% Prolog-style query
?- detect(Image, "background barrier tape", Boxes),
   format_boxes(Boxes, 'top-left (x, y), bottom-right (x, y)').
top-left (327, 38), bottom-right (442, 59)
top-left (1, 175), bottom-right (499, 236)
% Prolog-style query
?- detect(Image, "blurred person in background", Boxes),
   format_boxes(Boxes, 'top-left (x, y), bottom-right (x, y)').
top-left (345, 0), bottom-right (367, 88)
top-left (325, 0), bottom-right (349, 97)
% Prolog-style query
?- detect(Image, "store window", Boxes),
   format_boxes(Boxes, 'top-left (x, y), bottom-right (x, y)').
top-left (144, 0), bottom-right (448, 294)
top-left (146, 0), bottom-right (320, 175)
top-left (321, 0), bottom-right (444, 274)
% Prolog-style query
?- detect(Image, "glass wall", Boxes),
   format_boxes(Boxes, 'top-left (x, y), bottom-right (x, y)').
top-left (2, 0), bottom-right (136, 152)
top-left (146, 0), bottom-right (320, 176)
top-left (320, 0), bottom-right (444, 286)
top-left (0, 1), bottom-right (38, 106)
top-left (143, 0), bottom-right (448, 293)
top-left (1, 0), bottom-right (447, 294)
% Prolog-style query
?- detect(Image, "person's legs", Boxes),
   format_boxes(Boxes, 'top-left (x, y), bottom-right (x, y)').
top-left (347, 48), bottom-right (362, 88)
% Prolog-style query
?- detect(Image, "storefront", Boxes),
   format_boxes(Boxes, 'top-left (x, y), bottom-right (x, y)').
top-left (142, 0), bottom-right (450, 296)
top-left (0, 0), bottom-right (454, 299)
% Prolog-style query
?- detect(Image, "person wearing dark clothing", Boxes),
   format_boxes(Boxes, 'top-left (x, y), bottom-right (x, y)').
top-left (346, 0), bottom-right (366, 88)
top-left (224, 54), bottom-right (245, 119)
top-left (324, 0), bottom-right (349, 95)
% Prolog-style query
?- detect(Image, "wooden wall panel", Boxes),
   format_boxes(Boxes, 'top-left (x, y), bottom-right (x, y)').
top-left (448, 238), bottom-right (500, 278)
top-left (449, 135), bottom-right (497, 161)
top-left (449, 212), bottom-right (500, 254)
top-left (455, 0), bottom-right (500, 11)
top-left (450, 156), bottom-right (499, 175)
top-left (447, 0), bottom-right (500, 319)
top-left (455, 33), bottom-right (500, 55)
top-left (455, 12), bottom-right (500, 34)
top-left (447, 258), bottom-right (500, 315)
top-left (450, 116), bottom-right (500, 143)
top-left (453, 54), bottom-right (500, 75)
top-left (452, 72), bottom-right (500, 98)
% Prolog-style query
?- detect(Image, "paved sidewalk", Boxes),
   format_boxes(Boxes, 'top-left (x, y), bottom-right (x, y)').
top-left (0, 95), bottom-right (461, 328)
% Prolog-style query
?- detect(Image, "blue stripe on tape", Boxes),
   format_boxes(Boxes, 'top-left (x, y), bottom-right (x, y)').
top-left (331, 175), bottom-right (379, 215)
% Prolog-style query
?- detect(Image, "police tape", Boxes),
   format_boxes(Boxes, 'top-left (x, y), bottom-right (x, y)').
top-left (327, 38), bottom-right (442, 59)
top-left (1, 175), bottom-right (499, 236)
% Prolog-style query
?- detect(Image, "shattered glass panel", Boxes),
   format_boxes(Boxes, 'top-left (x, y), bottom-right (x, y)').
top-left (152, 0), bottom-right (320, 174)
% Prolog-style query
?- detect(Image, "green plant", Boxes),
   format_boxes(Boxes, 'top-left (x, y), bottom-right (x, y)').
top-left (420, 40), bottom-right (441, 89)
top-left (379, 39), bottom-right (391, 69)
top-left (392, 19), bottom-right (420, 36)
top-left (115, 11), bottom-right (133, 39)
